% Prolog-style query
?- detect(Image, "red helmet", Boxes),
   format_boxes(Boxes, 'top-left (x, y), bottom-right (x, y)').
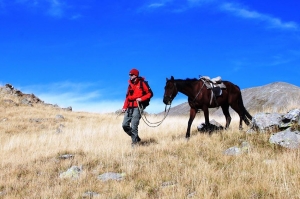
top-left (129, 68), bottom-right (139, 76)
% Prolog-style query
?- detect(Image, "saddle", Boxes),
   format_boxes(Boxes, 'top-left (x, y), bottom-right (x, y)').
top-left (200, 76), bottom-right (226, 105)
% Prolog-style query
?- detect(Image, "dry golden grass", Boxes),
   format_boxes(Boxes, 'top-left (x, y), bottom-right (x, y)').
top-left (1, 101), bottom-right (300, 199)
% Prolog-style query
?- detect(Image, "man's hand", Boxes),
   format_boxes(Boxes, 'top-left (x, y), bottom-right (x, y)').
top-left (122, 108), bottom-right (126, 113)
top-left (136, 98), bottom-right (142, 102)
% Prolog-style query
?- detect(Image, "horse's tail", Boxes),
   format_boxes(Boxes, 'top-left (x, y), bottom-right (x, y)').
top-left (243, 106), bottom-right (252, 120)
top-left (237, 88), bottom-right (252, 125)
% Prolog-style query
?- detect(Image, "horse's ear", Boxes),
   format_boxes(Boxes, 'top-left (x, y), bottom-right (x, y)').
top-left (166, 78), bottom-right (169, 81)
top-left (171, 76), bottom-right (174, 80)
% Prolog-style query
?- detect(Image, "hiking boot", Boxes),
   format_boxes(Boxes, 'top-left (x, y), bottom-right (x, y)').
top-left (131, 137), bottom-right (141, 148)
top-left (131, 142), bottom-right (139, 148)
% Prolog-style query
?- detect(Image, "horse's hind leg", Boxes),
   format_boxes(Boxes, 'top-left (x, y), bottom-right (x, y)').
top-left (221, 105), bottom-right (231, 129)
top-left (239, 118), bottom-right (243, 130)
top-left (230, 103), bottom-right (245, 130)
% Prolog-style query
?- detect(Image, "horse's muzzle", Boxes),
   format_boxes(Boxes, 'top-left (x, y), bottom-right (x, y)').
top-left (163, 97), bottom-right (172, 105)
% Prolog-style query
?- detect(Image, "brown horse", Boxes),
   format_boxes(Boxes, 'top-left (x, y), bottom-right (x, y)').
top-left (163, 76), bottom-right (252, 138)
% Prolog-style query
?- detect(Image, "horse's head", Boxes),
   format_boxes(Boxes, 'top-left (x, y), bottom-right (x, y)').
top-left (163, 76), bottom-right (178, 105)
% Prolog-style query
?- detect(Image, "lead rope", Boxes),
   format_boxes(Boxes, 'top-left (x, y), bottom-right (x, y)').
top-left (137, 101), bottom-right (171, 127)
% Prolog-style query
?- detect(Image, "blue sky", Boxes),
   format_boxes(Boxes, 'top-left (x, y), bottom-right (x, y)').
top-left (1, 0), bottom-right (299, 114)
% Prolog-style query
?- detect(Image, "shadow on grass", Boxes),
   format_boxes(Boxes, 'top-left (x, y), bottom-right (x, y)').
top-left (197, 123), bottom-right (224, 135)
top-left (139, 138), bottom-right (158, 146)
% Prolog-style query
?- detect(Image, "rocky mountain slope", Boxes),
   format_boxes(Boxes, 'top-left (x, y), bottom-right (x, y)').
top-left (159, 82), bottom-right (300, 116)
top-left (0, 84), bottom-right (72, 111)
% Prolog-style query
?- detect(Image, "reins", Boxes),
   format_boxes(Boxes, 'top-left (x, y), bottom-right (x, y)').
top-left (136, 80), bottom-right (176, 127)
top-left (117, 79), bottom-right (175, 126)
top-left (137, 101), bottom-right (172, 127)
top-left (115, 103), bottom-right (172, 127)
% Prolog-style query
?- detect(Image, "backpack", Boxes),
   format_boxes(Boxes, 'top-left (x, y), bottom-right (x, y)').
top-left (139, 80), bottom-right (153, 109)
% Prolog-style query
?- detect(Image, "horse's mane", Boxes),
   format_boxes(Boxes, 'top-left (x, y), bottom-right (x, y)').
top-left (175, 78), bottom-right (198, 81)
top-left (186, 78), bottom-right (198, 81)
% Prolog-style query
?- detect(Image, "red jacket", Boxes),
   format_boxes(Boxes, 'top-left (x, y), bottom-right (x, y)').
top-left (123, 77), bottom-right (152, 109)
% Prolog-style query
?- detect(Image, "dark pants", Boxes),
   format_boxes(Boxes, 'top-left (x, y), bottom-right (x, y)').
top-left (122, 107), bottom-right (141, 143)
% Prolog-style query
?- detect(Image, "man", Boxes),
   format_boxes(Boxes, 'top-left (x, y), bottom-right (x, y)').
top-left (122, 68), bottom-right (152, 147)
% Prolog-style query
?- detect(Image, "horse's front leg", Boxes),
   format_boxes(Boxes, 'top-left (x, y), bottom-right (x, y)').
top-left (186, 108), bottom-right (197, 139)
top-left (202, 105), bottom-right (211, 131)
top-left (203, 105), bottom-right (209, 126)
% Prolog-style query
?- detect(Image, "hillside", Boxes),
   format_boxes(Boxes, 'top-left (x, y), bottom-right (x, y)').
top-left (1, 82), bottom-right (300, 198)
top-left (160, 81), bottom-right (300, 116)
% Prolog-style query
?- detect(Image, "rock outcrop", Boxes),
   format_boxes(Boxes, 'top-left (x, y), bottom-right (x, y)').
top-left (0, 83), bottom-right (72, 111)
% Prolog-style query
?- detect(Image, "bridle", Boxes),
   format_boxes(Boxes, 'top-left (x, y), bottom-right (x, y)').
top-left (137, 80), bottom-right (176, 127)
top-left (164, 81), bottom-right (177, 105)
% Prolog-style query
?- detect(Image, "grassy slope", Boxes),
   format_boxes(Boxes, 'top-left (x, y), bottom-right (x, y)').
top-left (1, 100), bottom-right (300, 199)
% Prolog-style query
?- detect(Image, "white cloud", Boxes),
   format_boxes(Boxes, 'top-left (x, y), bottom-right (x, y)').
top-left (18, 81), bottom-right (187, 114)
top-left (41, 94), bottom-right (123, 113)
top-left (37, 91), bottom-right (186, 114)
top-left (142, 0), bottom-right (298, 31)
top-left (148, 3), bottom-right (165, 8)
top-left (142, 0), bottom-right (172, 11)
top-left (187, 0), bottom-right (215, 5)
top-left (221, 3), bottom-right (298, 30)
top-left (70, 14), bottom-right (82, 20)
top-left (145, 97), bottom-right (187, 114)
top-left (10, 0), bottom-right (67, 18)
top-left (20, 81), bottom-right (105, 110)
top-left (47, 0), bottom-right (64, 17)
top-left (143, 0), bottom-right (215, 12)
